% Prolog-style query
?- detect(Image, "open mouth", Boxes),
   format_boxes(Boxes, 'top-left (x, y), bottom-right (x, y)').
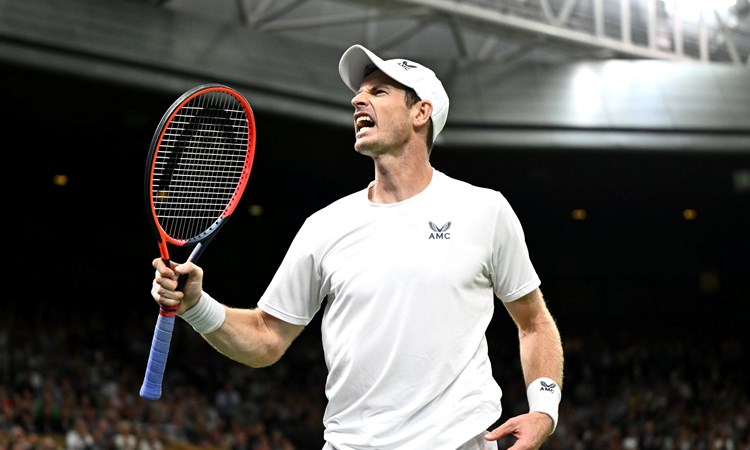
top-left (356, 115), bottom-right (374, 133)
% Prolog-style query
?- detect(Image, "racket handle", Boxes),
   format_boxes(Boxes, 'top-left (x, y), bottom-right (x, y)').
top-left (141, 250), bottom-right (199, 400)
top-left (139, 307), bottom-right (177, 400)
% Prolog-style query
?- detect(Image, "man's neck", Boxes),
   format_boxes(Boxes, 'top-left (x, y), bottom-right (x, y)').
top-left (369, 157), bottom-right (433, 204)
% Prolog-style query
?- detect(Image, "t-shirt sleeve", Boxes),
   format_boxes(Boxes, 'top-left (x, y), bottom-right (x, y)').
top-left (490, 194), bottom-right (541, 302)
top-left (257, 218), bottom-right (325, 326)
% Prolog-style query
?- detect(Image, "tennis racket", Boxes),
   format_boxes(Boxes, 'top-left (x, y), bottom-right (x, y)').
top-left (140, 83), bottom-right (256, 400)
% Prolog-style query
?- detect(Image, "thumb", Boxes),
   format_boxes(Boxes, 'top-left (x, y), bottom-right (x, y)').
top-left (174, 261), bottom-right (195, 276)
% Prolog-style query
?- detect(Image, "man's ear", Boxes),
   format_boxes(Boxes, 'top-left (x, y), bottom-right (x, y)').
top-left (413, 100), bottom-right (433, 128)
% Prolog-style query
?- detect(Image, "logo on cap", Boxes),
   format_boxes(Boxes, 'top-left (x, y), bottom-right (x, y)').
top-left (398, 61), bottom-right (418, 71)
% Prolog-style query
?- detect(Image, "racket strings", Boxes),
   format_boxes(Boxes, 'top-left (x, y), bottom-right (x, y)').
top-left (153, 90), bottom-right (251, 241)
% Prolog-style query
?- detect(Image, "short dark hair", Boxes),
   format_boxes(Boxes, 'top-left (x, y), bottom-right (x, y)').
top-left (404, 87), bottom-right (434, 153)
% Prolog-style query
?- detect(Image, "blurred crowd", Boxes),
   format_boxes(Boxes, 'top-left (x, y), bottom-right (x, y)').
top-left (1, 303), bottom-right (747, 450)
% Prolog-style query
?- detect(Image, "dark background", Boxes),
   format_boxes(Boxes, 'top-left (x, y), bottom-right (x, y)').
top-left (6, 61), bottom-right (748, 333)
top-left (3, 56), bottom-right (749, 450)
top-left (2, 0), bottom-right (749, 446)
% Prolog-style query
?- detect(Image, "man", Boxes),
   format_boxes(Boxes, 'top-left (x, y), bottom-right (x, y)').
top-left (151, 44), bottom-right (564, 450)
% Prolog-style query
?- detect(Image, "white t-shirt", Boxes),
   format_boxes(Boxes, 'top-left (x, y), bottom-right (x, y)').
top-left (258, 169), bottom-right (540, 450)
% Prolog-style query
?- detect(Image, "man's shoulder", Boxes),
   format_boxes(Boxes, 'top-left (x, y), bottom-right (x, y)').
top-left (434, 169), bottom-right (506, 202)
top-left (304, 187), bottom-right (367, 223)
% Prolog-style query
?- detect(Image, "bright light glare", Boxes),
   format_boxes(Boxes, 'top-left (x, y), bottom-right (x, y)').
top-left (662, 0), bottom-right (736, 21)
top-left (571, 66), bottom-right (602, 114)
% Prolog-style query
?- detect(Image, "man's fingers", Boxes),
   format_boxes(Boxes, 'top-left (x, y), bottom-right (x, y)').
top-left (485, 418), bottom-right (515, 441)
top-left (152, 280), bottom-right (182, 304)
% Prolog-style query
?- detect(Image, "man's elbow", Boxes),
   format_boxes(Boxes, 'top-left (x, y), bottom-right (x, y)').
top-left (243, 341), bottom-right (290, 368)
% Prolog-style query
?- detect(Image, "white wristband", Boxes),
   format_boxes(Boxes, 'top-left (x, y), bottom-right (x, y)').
top-left (178, 292), bottom-right (226, 334)
top-left (527, 377), bottom-right (561, 434)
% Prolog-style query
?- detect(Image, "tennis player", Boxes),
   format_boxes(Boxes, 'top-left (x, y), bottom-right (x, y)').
top-left (151, 44), bottom-right (564, 450)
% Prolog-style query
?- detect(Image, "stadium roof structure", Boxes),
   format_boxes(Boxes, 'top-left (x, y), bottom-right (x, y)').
top-left (162, 0), bottom-right (750, 67)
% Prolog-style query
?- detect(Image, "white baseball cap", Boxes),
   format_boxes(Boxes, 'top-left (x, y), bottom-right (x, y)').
top-left (338, 44), bottom-right (449, 144)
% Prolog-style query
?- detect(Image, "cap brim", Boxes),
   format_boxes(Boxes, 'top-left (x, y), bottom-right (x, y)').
top-left (339, 44), bottom-right (391, 93)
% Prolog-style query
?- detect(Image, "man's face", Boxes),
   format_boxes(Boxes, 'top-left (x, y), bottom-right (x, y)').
top-left (350, 70), bottom-right (414, 156)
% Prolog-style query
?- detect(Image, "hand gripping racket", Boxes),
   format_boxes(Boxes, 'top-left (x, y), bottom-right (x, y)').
top-left (140, 83), bottom-right (256, 400)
